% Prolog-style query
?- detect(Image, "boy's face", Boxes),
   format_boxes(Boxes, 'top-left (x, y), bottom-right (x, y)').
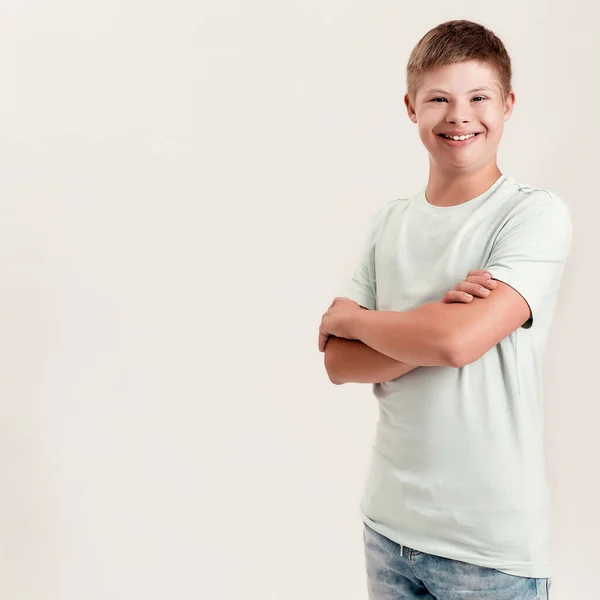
top-left (404, 61), bottom-right (515, 173)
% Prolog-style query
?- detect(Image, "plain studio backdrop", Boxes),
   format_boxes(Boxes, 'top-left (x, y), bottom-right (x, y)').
top-left (0, 1), bottom-right (596, 599)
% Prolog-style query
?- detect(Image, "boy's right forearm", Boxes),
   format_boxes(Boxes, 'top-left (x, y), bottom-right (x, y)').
top-left (324, 336), bottom-right (420, 384)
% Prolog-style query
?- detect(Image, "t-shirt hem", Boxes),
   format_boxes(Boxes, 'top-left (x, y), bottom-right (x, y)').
top-left (359, 509), bottom-right (551, 579)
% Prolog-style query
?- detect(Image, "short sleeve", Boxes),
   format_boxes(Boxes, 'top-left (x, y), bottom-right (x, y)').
top-left (484, 194), bottom-right (573, 329)
top-left (343, 203), bottom-right (393, 310)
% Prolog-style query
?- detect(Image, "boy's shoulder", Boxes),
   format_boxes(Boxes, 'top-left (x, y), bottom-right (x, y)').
top-left (494, 179), bottom-right (572, 239)
top-left (368, 196), bottom-right (409, 218)
top-left (361, 197), bottom-right (410, 243)
top-left (504, 177), bottom-right (567, 207)
top-left (502, 177), bottom-right (571, 220)
top-left (370, 196), bottom-right (410, 224)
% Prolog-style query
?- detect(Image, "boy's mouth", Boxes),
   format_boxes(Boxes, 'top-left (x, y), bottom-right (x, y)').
top-left (437, 132), bottom-right (482, 141)
top-left (436, 132), bottom-right (483, 146)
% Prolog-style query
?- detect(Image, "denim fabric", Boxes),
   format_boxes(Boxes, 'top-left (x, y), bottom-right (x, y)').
top-left (364, 523), bottom-right (551, 599)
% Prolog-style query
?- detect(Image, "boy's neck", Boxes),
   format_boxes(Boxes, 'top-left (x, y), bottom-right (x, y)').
top-left (425, 164), bottom-right (503, 208)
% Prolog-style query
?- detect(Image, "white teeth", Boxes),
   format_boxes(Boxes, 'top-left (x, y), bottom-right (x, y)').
top-left (442, 133), bottom-right (478, 141)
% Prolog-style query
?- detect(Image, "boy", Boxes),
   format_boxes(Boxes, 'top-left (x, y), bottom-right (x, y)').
top-left (319, 19), bottom-right (571, 599)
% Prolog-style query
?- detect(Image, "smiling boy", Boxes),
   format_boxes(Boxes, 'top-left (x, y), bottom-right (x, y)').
top-left (320, 20), bottom-right (571, 599)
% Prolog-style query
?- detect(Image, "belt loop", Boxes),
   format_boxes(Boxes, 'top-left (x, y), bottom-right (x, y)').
top-left (400, 544), bottom-right (403, 557)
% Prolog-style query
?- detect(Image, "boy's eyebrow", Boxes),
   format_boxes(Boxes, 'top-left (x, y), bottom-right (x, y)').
top-left (424, 86), bottom-right (494, 95)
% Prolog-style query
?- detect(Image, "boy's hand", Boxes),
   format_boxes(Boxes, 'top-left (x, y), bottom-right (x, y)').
top-left (440, 270), bottom-right (497, 303)
top-left (318, 297), bottom-right (362, 353)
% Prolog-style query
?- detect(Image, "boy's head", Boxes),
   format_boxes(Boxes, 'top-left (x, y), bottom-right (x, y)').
top-left (404, 20), bottom-right (516, 174)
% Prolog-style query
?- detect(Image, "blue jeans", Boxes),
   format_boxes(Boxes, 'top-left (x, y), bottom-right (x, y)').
top-left (364, 523), bottom-right (551, 599)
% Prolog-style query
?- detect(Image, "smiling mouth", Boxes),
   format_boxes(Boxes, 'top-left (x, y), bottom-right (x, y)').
top-left (437, 132), bottom-right (482, 140)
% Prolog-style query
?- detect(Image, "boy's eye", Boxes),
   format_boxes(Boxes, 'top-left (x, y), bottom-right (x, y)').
top-left (431, 96), bottom-right (487, 103)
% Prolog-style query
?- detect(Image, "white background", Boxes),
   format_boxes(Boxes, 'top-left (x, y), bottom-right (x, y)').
top-left (0, 1), bottom-right (596, 598)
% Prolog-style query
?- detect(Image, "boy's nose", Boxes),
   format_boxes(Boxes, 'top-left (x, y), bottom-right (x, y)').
top-left (447, 117), bottom-right (471, 124)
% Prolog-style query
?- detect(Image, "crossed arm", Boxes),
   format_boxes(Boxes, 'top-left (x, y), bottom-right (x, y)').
top-left (325, 335), bottom-right (419, 385)
top-left (324, 304), bottom-right (440, 385)
top-left (324, 280), bottom-right (531, 385)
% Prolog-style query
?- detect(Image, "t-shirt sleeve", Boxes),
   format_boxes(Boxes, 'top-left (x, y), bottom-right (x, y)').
top-left (343, 203), bottom-right (392, 310)
top-left (483, 193), bottom-right (573, 329)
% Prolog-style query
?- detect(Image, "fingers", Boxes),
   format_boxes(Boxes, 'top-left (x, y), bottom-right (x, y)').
top-left (467, 270), bottom-right (492, 278)
top-left (455, 281), bottom-right (492, 297)
top-left (465, 273), bottom-right (497, 287)
top-left (441, 290), bottom-right (475, 303)
top-left (464, 273), bottom-right (497, 291)
top-left (319, 331), bottom-right (327, 352)
top-left (318, 324), bottom-right (330, 353)
top-left (441, 272), bottom-right (498, 304)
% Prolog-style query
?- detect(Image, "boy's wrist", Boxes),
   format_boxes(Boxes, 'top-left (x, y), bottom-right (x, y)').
top-left (348, 307), bottom-right (370, 344)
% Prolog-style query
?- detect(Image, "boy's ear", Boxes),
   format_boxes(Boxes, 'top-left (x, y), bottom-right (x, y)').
top-left (503, 90), bottom-right (516, 121)
top-left (404, 93), bottom-right (417, 123)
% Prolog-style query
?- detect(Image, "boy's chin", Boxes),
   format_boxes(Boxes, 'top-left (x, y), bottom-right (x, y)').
top-left (431, 151), bottom-right (489, 169)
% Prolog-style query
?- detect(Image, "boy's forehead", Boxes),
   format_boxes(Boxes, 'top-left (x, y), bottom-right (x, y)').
top-left (419, 61), bottom-right (499, 94)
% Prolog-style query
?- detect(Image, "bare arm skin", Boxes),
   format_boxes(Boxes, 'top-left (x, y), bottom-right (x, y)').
top-left (323, 270), bottom-right (496, 384)
top-left (324, 336), bottom-right (419, 385)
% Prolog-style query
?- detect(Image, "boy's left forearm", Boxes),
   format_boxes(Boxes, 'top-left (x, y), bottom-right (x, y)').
top-left (324, 337), bottom-right (420, 384)
top-left (348, 302), bottom-right (458, 367)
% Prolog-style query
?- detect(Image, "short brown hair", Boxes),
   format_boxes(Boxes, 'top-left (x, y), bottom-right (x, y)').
top-left (406, 20), bottom-right (513, 104)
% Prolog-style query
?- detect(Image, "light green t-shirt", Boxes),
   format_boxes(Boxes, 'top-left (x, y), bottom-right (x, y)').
top-left (344, 174), bottom-right (572, 578)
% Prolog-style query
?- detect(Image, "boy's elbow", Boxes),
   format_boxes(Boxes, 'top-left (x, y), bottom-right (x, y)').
top-left (443, 330), bottom-right (469, 368)
top-left (324, 351), bottom-right (342, 384)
